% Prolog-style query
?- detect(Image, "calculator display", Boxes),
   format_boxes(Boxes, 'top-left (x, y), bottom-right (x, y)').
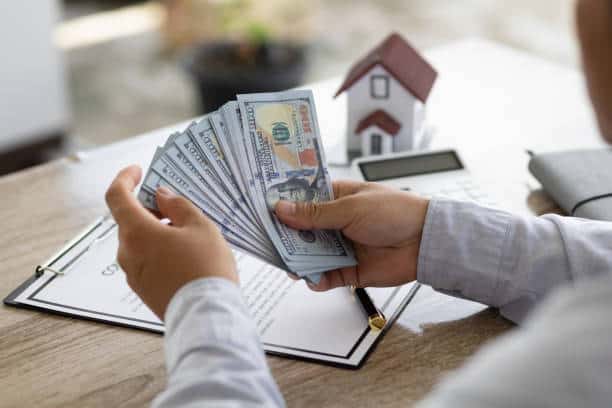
top-left (359, 151), bottom-right (464, 181)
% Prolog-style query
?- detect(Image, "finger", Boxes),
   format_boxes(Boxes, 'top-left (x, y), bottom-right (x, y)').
top-left (155, 187), bottom-right (202, 227)
top-left (308, 265), bottom-right (358, 291)
top-left (286, 272), bottom-right (299, 281)
top-left (306, 273), bottom-right (333, 291)
top-left (274, 197), bottom-right (355, 230)
top-left (332, 180), bottom-right (364, 199)
top-left (106, 165), bottom-right (158, 228)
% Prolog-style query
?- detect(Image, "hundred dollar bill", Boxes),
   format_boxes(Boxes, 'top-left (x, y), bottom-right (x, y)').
top-left (237, 90), bottom-right (356, 271)
top-left (143, 148), bottom-right (278, 260)
top-left (164, 131), bottom-right (269, 245)
top-left (220, 101), bottom-right (261, 218)
top-left (187, 117), bottom-right (264, 232)
top-left (209, 111), bottom-right (256, 216)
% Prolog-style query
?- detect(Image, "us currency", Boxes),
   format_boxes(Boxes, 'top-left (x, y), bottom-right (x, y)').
top-left (221, 102), bottom-right (259, 191)
top-left (221, 101), bottom-right (270, 228)
top-left (219, 102), bottom-right (271, 235)
top-left (209, 111), bottom-right (255, 215)
top-left (142, 184), bottom-right (285, 272)
top-left (141, 184), bottom-right (288, 273)
top-left (143, 149), bottom-right (279, 261)
top-left (187, 118), bottom-right (263, 231)
top-left (136, 90), bottom-right (355, 284)
top-left (142, 150), bottom-right (234, 236)
top-left (236, 90), bottom-right (356, 274)
top-left (164, 131), bottom-right (269, 245)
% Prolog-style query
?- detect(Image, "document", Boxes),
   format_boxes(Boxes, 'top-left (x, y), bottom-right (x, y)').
top-left (7, 216), bottom-right (419, 368)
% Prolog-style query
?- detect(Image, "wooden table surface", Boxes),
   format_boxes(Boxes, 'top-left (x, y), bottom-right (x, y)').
top-left (0, 39), bottom-right (602, 407)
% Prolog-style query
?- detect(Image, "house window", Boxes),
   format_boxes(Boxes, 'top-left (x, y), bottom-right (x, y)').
top-left (370, 75), bottom-right (389, 99)
top-left (371, 133), bottom-right (382, 155)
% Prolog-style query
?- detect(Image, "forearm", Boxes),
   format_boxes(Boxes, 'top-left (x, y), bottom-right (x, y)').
top-left (417, 199), bottom-right (612, 322)
top-left (152, 278), bottom-right (285, 408)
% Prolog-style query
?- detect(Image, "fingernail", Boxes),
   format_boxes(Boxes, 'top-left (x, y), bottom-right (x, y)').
top-left (275, 200), bottom-right (296, 216)
top-left (157, 186), bottom-right (175, 197)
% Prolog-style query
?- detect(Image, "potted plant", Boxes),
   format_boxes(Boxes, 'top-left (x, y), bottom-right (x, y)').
top-left (164, 0), bottom-right (311, 113)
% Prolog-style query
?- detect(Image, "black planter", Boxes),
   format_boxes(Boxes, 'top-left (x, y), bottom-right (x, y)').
top-left (184, 41), bottom-right (308, 114)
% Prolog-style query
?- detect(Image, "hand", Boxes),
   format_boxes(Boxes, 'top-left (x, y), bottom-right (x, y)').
top-left (274, 180), bottom-right (429, 291)
top-left (105, 165), bottom-right (237, 320)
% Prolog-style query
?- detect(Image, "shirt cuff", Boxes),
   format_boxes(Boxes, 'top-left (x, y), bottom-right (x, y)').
top-left (163, 277), bottom-right (252, 374)
top-left (417, 199), bottom-right (514, 306)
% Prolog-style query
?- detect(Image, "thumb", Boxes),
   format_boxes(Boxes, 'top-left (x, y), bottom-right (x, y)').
top-left (275, 198), bottom-right (354, 230)
top-left (156, 187), bottom-right (200, 227)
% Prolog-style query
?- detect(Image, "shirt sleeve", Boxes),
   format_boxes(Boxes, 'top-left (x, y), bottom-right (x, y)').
top-left (417, 199), bottom-right (612, 323)
top-left (151, 277), bottom-right (285, 408)
top-left (416, 275), bottom-right (612, 408)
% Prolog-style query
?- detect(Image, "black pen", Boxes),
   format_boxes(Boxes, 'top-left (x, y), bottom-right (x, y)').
top-left (351, 286), bottom-right (386, 331)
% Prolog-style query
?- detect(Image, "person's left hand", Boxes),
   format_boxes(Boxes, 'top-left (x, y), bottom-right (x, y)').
top-left (105, 165), bottom-right (237, 320)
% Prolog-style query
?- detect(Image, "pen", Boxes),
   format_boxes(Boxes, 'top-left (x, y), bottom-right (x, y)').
top-left (351, 286), bottom-right (387, 331)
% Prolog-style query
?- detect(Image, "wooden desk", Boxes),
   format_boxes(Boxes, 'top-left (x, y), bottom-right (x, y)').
top-left (0, 39), bottom-right (600, 407)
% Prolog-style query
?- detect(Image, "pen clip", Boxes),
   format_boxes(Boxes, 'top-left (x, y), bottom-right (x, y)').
top-left (368, 314), bottom-right (386, 331)
top-left (350, 286), bottom-right (387, 331)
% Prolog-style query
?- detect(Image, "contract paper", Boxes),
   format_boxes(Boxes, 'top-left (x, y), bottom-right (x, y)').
top-left (10, 217), bottom-right (419, 368)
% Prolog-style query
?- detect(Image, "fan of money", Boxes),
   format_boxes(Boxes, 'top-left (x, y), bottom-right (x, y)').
top-left (138, 90), bottom-right (356, 284)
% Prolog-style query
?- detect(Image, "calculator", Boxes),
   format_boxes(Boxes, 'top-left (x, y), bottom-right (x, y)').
top-left (351, 149), bottom-right (497, 206)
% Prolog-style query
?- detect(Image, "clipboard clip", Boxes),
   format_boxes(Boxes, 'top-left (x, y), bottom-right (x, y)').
top-left (35, 265), bottom-right (64, 278)
top-left (33, 216), bottom-right (117, 279)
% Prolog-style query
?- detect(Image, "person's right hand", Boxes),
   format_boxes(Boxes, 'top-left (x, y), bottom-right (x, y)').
top-left (274, 181), bottom-right (430, 291)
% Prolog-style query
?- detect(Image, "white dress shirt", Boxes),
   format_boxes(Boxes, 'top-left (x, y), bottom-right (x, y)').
top-left (152, 200), bottom-right (612, 407)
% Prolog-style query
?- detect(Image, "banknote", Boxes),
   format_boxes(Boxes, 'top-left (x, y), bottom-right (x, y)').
top-left (237, 90), bottom-right (356, 273)
top-left (136, 90), bottom-right (358, 283)
top-left (142, 155), bottom-right (279, 262)
top-left (164, 131), bottom-right (268, 243)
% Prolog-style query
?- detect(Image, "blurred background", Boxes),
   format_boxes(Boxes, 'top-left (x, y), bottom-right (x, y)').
top-left (0, 0), bottom-right (577, 175)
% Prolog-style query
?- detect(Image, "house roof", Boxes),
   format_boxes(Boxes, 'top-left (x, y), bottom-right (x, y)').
top-left (355, 110), bottom-right (401, 136)
top-left (334, 32), bottom-right (437, 103)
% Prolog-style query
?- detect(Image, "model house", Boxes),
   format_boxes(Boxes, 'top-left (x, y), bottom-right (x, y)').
top-left (335, 33), bottom-right (437, 157)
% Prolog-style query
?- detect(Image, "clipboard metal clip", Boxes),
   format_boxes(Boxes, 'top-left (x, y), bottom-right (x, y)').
top-left (35, 265), bottom-right (65, 278)
top-left (34, 216), bottom-right (118, 279)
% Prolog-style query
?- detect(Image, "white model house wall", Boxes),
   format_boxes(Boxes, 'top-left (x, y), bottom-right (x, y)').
top-left (346, 65), bottom-right (416, 153)
top-left (412, 99), bottom-right (426, 148)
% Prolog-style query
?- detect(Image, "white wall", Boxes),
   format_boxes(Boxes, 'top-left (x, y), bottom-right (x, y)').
top-left (346, 65), bottom-right (415, 153)
top-left (0, 1), bottom-right (69, 150)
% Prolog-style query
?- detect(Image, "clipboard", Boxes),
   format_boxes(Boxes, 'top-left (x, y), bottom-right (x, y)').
top-left (4, 216), bottom-right (420, 369)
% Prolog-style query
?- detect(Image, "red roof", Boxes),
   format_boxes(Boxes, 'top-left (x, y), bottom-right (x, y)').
top-left (355, 110), bottom-right (401, 136)
top-left (334, 32), bottom-right (437, 103)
